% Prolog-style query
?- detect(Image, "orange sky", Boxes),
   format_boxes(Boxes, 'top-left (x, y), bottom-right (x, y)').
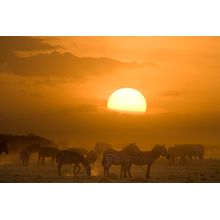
top-left (0, 37), bottom-right (220, 147)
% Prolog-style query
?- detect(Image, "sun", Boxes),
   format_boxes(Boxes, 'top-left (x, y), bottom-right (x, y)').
top-left (107, 88), bottom-right (147, 113)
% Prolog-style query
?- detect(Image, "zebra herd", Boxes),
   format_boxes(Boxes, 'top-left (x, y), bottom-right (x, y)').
top-left (0, 140), bottom-right (205, 178)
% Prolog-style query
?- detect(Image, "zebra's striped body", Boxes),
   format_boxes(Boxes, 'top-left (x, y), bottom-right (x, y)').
top-left (127, 145), bottom-right (169, 178)
top-left (102, 143), bottom-right (139, 178)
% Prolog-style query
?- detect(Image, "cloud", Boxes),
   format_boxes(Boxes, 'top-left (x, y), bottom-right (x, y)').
top-left (0, 37), bottom-right (59, 54)
top-left (0, 37), bottom-right (141, 79)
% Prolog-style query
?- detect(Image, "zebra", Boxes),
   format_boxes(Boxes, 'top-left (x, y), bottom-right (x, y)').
top-left (0, 139), bottom-right (9, 154)
top-left (126, 144), bottom-right (169, 178)
top-left (56, 150), bottom-right (91, 177)
top-left (102, 142), bottom-right (139, 178)
top-left (38, 146), bottom-right (60, 165)
top-left (168, 144), bottom-right (205, 165)
top-left (19, 150), bottom-right (29, 166)
top-left (20, 144), bottom-right (43, 166)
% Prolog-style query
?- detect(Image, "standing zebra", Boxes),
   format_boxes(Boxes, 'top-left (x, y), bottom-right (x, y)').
top-left (127, 144), bottom-right (169, 178)
top-left (102, 143), bottom-right (139, 178)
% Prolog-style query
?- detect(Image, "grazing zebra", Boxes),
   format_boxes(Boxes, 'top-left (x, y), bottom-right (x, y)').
top-left (20, 144), bottom-right (43, 166)
top-left (38, 146), bottom-right (60, 165)
top-left (102, 143), bottom-right (139, 178)
top-left (56, 150), bottom-right (91, 176)
top-left (0, 139), bottom-right (9, 154)
top-left (127, 144), bottom-right (169, 178)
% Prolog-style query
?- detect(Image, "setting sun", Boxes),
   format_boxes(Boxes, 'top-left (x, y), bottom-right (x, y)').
top-left (107, 88), bottom-right (147, 113)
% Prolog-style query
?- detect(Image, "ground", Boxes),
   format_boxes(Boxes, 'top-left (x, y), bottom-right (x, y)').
top-left (1, 154), bottom-right (220, 183)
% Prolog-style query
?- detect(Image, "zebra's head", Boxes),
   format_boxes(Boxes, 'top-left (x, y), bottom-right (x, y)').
top-left (153, 144), bottom-right (169, 159)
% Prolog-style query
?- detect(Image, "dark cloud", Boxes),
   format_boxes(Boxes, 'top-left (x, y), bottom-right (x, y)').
top-left (0, 37), bottom-right (59, 53)
top-left (0, 37), bottom-right (141, 79)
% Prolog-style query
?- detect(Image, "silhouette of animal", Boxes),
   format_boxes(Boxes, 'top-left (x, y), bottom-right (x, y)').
top-left (56, 150), bottom-right (91, 177)
top-left (187, 144), bottom-right (205, 159)
top-left (38, 146), bottom-right (60, 165)
top-left (168, 144), bottom-right (205, 165)
top-left (102, 143), bottom-right (139, 178)
top-left (0, 139), bottom-right (9, 154)
top-left (19, 150), bottom-right (29, 166)
top-left (94, 142), bottom-right (112, 159)
top-left (126, 144), bottom-right (169, 178)
top-left (19, 144), bottom-right (43, 166)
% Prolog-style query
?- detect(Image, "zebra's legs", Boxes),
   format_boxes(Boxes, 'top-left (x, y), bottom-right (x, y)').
top-left (104, 164), bottom-right (110, 177)
top-left (120, 165), bottom-right (127, 178)
top-left (58, 162), bottom-right (62, 176)
top-left (146, 164), bottom-right (152, 178)
top-left (73, 164), bottom-right (80, 176)
top-left (126, 164), bottom-right (132, 178)
top-left (107, 167), bottom-right (110, 176)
